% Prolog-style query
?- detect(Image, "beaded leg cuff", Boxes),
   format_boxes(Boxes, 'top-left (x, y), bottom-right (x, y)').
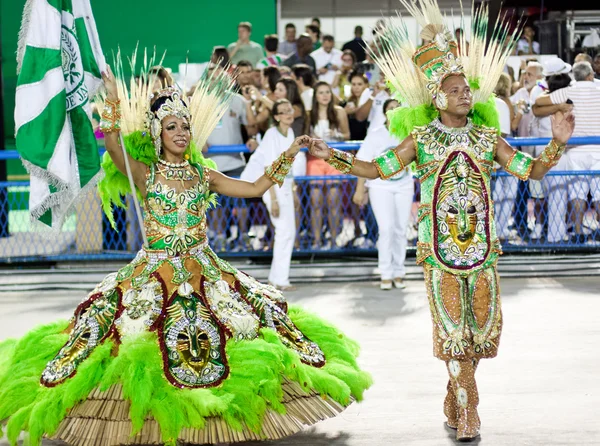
top-left (373, 149), bottom-right (406, 179)
top-left (99, 99), bottom-right (122, 133)
top-left (504, 149), bottom-right (533, 180)
top-left (327, 148), bottom-right (355, 174)
top-left (265, 152), bottom-right (295, 186)
top-left (538, 139), bottom-right (566, 168)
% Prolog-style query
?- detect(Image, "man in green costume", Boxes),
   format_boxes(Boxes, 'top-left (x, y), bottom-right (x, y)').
top-left (308, 7), bottom-right (575, 441)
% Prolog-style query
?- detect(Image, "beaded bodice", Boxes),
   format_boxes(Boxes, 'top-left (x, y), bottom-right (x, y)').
top-left (144, 162), bottom-right (212, 255)
top-left (412, 119), bottom-right (501, 275)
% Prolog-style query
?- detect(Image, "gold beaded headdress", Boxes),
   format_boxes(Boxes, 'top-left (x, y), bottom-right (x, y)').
top-left (147, 87), bottom-right (192, 156)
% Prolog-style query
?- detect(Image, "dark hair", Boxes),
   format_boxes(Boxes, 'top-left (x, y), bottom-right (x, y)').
top-left (236, 60), bottom-right (253, 70)
top-left (322, 34), bottom-right (334, 43)
top-left (292, 64), bottom-right (315, 87)
top-left (211, 46), bottom-right (230, 67)
top-left (285, 23), bottom-right (296, 30)
top-left (263, 66), bottom-right (282, 92)
top-left (272, 98), bottom-right (292, 123)
top-left (354, 25), bottom-right (363, 34)
top-left (276, 78), bottom-right (307, 132)
top-left (348, 70), bottom-right (368, 84)
top-left (382, 98), bottom-right (399, 115)
top-left (306, 24), bottom-right (321, 39)
top-left (547, 73), bottom-right (572, 93)
top-left (238, 21), bottom-right (252, 32)
top-left (312, 17), bottom-right (321, 26)
top-left (276, 78), bottom-right (305, 115)
top-left (310, 81), bottom-right (339, 130)
top-left (264, 34), bottom-right (279, 52)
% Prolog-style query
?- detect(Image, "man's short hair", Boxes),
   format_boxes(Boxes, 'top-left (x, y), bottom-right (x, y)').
top-left (238, 21), bottom-right (252, 32)
top-left (573, 61), bottom-right (594, 81)
top-left (575, 52), bottom-right (593, 64)
top-left (236, 60), bottom-right (253, 70)
top-left (355, 25), bottom-right (363, 34)
top-left (292, 64), bottom-right (315, 87)
top-left (285, 22), bottom-right (296, 30)
top-left (264, 34), bottom-right (279, 52)
top-left (322, 34), bottom-right (334, 43)
top-left (305, 24), bottom-right (321, 38)
top-left (312, 17), bottom-right (321, 25)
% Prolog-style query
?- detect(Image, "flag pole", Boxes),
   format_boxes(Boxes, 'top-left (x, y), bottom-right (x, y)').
top-left (118, 132), bottom-right (148, 248)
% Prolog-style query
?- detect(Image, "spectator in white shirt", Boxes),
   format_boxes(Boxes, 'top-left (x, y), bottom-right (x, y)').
top-left (240, 99), bottom-right (307, 290)
top-left (535, 61), bottom-right (600, 243)
top-left (517, 25), bottom-right (540, 55)
top-left (529, 59), bottom-right (573, 242)
top-left (310, 34), bottom-right (343, 85)
top-left (353, 99), bottom-right (414, 290)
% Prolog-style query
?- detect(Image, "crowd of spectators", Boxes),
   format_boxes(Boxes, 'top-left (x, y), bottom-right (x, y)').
top-left (184, 17), bottom-right (600, 279)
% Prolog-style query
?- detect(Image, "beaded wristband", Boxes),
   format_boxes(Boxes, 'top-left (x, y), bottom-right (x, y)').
top-left (265, 152), bottom-right (295, 186)
top-left (373, 149), bottom-right (406, 179)
top-left (505, 149), bottom-right (534, 180)
top-left (99, 98), bottom-right (122, 133)
top-left (326, 148), bottom-right (355, 174)
top-left (538, 139), bottom-right (566, 168)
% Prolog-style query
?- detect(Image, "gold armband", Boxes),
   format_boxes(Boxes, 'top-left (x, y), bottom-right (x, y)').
top-left (99, 98), bottom-right (121, 133)
top-left (504, 150), bottom-right (534, 180)
top-left (538, 139), bottom-right (566, 168)
top-left (265, 152), bottom-right (295, 186)
top-left (326, 148), bottom-right (355, 174)
top-left (373, 149), bottom-right (406, 179)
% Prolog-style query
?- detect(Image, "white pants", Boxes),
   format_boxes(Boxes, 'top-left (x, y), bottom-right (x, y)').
top-left (529, 151), bottom-right (569, 242)
top-left (493, 171), bottom-right (519, 239)
top-left (263, 183), bottom-right (296, 286)
top-left (567, 146), bottom-right (600, 202)
top-left (368, 182), bottom-right (414, 280)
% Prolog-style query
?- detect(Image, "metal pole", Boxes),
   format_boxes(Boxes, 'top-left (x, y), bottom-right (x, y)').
top-left (0, 31), bottom-right (9, 238)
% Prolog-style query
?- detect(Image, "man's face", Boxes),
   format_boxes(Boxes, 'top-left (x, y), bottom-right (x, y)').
top-left (322, 39), bottom-right (334, 53)
top-left (524, 26), bottom-right (534, 39)
top-left (238, 26), bottom-right (250, 41)
top-left (440, 75), bottom-right (472, 117)
top-left (522, 66), bottom-right (542, 90)
top-left (285, 27), bottom-right (296, 42)
top-left (593, 57), bottom-right (600, 74)
top-left (236, 66), bottom-right (253, 86)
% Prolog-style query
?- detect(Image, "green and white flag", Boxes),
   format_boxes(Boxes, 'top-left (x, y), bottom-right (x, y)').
top-left (15, 0), bottom-right (106, 228)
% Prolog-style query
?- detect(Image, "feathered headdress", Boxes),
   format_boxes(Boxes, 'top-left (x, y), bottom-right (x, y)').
top-left (97, 48), bottom-right (236, 228)
top-left (371, 0), bottom-right (522, 139)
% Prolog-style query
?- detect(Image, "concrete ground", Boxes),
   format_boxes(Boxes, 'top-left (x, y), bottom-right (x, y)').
top-left (0, 273), bottom-right (598, 445)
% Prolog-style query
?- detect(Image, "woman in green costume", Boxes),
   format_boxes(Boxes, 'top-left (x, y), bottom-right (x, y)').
top-left (0, 64), bottom-right (372, 446)
top-left (308, 0), bottom-right (574, 442)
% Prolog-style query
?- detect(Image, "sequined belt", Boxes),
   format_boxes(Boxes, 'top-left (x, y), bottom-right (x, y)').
top-left (141, 239), bottom-right (209, 262)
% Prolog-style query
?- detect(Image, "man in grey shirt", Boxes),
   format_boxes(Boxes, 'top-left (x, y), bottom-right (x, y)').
top-left (279, 23), bottom-right (297, 57)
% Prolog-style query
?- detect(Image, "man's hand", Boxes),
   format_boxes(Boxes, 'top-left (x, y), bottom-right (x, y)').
top-left (308, 138), bottom-right (331, 160)
top-left (550, 110), bottom-right (575, 145)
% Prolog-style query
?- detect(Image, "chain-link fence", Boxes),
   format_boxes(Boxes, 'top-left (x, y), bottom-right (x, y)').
top-left (1, 138), bottom-right (600, 262)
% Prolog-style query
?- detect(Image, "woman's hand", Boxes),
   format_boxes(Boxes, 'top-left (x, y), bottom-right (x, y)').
top-left (344, 102), bottom-right (356, 114)
top-left (308, 138), bottom-right (331, 160)
top-left (101, 65), bottom-right (119, 101)
top-left (285, 135), bottom-right (311, 157)
top-left (550, 110), bottom-right (575, 145)
top-left (271, 200), bottom-right (280, 218)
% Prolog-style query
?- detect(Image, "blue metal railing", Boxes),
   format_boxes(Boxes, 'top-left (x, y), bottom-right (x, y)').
top-left (2, 136), bottom-right (600, 262)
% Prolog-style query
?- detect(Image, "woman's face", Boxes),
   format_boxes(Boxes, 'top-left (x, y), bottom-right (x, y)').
top-left (275, 103), bottom-right (295, 127)
top-left (315, 84), bottom-right (332, 106)
top-left (161, 116), bottom-right (191, 158)
top-left (274, 82), bottom-right (288, 100)
top-left (350, 76), bottom-right (368, 98)
top-left (341, 54), bottom-right (354, 68)
top-left (384, 100), bottom-right (400, 127)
